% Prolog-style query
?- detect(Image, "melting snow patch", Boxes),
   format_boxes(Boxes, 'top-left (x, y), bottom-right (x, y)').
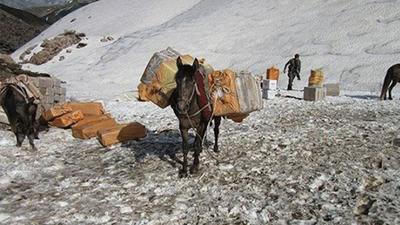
top-left (219, 164), bottom-right (234, 170)
top-left (120, 206), bottom-right (133, 214)
top-left (0, 213), bottom-right (10, 222)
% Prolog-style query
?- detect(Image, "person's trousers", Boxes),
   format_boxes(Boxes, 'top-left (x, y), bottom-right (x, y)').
top-left (287, 71), bottom-right (299, 90)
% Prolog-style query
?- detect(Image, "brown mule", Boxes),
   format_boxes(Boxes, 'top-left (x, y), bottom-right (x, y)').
top-left (0, 83), bottom-right (38, 151)
top-left (170, 57), bottom-right (221, 177)
top-left (380, 64), bottom-right (400, 100)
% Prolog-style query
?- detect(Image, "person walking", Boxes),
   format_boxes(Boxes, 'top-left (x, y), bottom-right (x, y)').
top-left (284, 54), bottom-right (301, 90)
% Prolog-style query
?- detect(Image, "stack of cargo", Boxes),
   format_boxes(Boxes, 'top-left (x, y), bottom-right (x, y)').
top-left (308, 69), bottom-right (324, 87)
top-left (323, 83), bottom-right (340, 96)
top-left (304, 69), bottom-right (327, 101)
top-left (207, 69), bottom-right (262, 122)
top-left (28, 76), bottom-right (67, 118)
top-left (263, 67), bottom-right (279, 100)
top-left (42, 102), bottom-right (147, 146)
top-left (97, 122), bottom-right (146, 147)
top-left (138, 47), bottom-right (196, 108)
top-left (266, 67), bottom-right (280, 81)
top-left (262, 79), bottom-right (277, 99)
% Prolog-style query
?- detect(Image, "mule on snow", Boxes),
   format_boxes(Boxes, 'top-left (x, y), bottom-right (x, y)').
top-left (380, 64), bottom-right (400, 100)
top-left (170, 57), bottom-right (221, 177)
top-left (0, 83), bottom-right (39, 151)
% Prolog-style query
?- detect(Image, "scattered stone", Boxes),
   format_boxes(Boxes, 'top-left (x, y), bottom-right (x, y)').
top-left (120, 206), bottom-right (133, 214)
top-left (22, 30), bottom-right (85, 65)
top-left (0, 54), bottom-right (16, 65)
top-left (77, 43), bottom-right (87, 48)
top-left (355, 196), bottom-right (376, 215)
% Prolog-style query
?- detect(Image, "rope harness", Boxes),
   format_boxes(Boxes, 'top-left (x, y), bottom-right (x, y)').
top-left (0, 83), bottom-right (30, 104)
top-left (183, 72), bottom-right (235, 164)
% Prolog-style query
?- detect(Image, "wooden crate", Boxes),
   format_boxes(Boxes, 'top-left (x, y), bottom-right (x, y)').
top-left (43, 104), bottom-right (72, 121)
top-left (97, 122), bottom-right (147, 147)
top-left (71, 113), bottom-right (113, 128)
top-left (66, 102), bottom-right (105, 116)
top-left (49, 110), bottom-right (84, 128)
top-left (304, 86), bottom-right (327, 101)
top-left (72, 118), bottom-right (116, 139)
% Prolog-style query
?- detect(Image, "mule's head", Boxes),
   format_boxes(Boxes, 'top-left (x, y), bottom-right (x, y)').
top-left (174, 57), bottom-right (200, 115)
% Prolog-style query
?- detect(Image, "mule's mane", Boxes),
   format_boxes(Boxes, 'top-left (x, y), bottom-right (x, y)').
top-left (175, 64), bottom-right (196, 81)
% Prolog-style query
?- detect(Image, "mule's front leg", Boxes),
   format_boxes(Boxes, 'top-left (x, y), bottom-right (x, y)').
top-left (389, 79), bottom-right (399, 100)
top-left (191, 123), bottom-right (207, 174)
top-left (31, 110), bottom-right (39, 139)
top-left (180, 127), bottom-right (189, 177)
top-left (27, 126), bottom-right (37, 152)
top-left (16, 132), bottom-right (25, 147)
top-left (213, 116), bottom-right (221, 153)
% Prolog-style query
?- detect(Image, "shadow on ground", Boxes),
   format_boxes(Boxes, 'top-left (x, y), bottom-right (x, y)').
top-left (344, 94), bottom-right (380, 100)
top-left (120, 128), bottom-right (218, 166)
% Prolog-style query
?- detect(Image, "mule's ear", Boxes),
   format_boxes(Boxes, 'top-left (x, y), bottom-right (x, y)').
top-left (176, 57), bottom-right (183, 69)
top-left (193, 58), bottom-right (199, 71)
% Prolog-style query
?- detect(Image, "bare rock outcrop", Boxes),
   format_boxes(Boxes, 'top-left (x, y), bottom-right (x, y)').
top-left (0, 53), bottom-right (50, 82)
top-left (22, 30), bottom-right (86, 65)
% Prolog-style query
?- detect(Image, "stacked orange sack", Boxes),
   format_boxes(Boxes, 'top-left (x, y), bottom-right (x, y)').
top-left (266, 67), bottom-right (279, 80)
top-left (208, 70), bottom-right (263, 122)
top-left (309, 69), bottom-right (324, 86)
top-left (138, 47), bottom-right (194, 108)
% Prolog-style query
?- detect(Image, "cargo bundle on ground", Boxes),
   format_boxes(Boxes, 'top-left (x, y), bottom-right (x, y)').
top-left (304, 69), bottom-right (327, 101)
top-left (30, 75), bottom-right (67, 117)
top-left (97, 122), bottom-right (147, 147)
top-left (323, 83), bottom-right (340, 96)
top-left (208, 69), bottom-right (263, 122)
top-left (42, 102), bottom-right (146, 146)
top-left (42, 101), bottom-right (105, 127)
top-left (266, 67), bottom-right (279, 81)
top-left (262, 79), bottom-right (277, 100)
top-left (309, 69), bottom-right (324, 87)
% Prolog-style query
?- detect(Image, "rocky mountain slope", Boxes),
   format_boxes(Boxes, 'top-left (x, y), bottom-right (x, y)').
top-left (0, 0), bottom-right (71, 9)
top-left (0, 4), bottom-right (48, 54)
top-left (25, 0), bottom-right (98, 24)
top-left (0, 0), bottom-right (97, 54)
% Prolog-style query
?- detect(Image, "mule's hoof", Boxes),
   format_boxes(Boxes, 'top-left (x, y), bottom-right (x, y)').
top-left (190, 167), bottom-right (199, 174)
top-left (16, 143), bottom-right (22, 147)
top-left (179, 171), bottom-right (188, 178)
top-left (30, 147), bottom-right (38, 152)
top-left (213, 146), bottom-right (219, 153)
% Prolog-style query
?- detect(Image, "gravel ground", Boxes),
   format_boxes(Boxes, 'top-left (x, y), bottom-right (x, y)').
top-left (0, 90), bottom-right (400, 224)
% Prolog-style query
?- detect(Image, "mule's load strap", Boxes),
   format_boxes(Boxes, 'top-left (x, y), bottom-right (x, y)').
top-left (195, 71), bottom-right (212, 120)
top-left (0, 75), bottom-right (41, 104)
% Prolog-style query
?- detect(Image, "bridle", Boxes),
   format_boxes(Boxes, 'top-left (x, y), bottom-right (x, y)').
top-left (176, 80), bottom-right (197, 110)
top-left (175, 75), bottom-right (208, 118)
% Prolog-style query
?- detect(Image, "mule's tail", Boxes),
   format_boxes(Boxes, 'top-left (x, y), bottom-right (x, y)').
top-left (380, 68), bottom-right (392, 100)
